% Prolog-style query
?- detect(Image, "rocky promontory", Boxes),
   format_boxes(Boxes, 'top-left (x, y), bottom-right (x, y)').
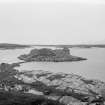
top-left (0, 63), bottom-right (105, 105)
top-left (18, 47), bottom-right (86, 62)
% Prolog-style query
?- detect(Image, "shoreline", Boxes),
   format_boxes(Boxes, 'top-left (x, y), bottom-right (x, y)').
top-left (0, 62), bottom-right (105, 105)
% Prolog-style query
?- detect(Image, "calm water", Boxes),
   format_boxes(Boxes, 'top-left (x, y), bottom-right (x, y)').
top-left (0, 47), bottom-right (105, 81)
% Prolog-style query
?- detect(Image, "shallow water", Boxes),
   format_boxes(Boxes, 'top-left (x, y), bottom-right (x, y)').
top-left (0, 47), bottom-right (105, 81)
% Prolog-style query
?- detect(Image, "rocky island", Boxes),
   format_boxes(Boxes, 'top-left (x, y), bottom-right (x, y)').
top-left (0, 63), bottom-right (105, 105)
top-left (18, 47), bottom-right (86, 62)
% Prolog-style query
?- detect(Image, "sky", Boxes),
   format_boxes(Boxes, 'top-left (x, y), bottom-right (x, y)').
top-left (0, 0), bottom-right (105, 44)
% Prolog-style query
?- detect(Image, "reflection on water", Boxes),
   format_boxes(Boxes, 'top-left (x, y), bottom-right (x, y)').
top-left (0, 47), bottom-right (105, 81)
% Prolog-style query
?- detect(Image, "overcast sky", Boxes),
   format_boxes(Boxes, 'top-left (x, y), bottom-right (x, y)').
top-left (0, 0), bottom-right (105, 44)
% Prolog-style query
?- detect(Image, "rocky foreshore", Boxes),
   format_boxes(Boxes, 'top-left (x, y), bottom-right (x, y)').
top-left (0, 63), bottom-right (105, 105)
top-left (18, 47), bottom-right (87, 62)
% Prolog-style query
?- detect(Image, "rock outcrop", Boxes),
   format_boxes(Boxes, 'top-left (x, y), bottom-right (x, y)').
top-left (19, 70), bottom-right (105, 98)
top-left (0, 63), bottom-right (105, 105)
top-left (18, 47), bottom-right (86, 62)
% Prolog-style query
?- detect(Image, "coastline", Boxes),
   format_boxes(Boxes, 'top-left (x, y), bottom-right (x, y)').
top-left (0, 63), bottom-right (105, 105)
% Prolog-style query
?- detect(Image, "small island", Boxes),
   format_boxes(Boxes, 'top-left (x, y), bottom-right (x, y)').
top-left (18, 47), bottom-right (86, 62)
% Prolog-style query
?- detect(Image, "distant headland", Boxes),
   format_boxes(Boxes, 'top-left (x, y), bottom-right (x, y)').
top-left (0, 43), bottom-right (30, 49)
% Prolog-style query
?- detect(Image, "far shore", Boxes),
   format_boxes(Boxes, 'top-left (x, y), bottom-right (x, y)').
top-left (0, 43), bottom-right (105, 50)
top-left (32, 44), bottom-right (105, 48)
top-left (0, 43), bottom-right (31, 50)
